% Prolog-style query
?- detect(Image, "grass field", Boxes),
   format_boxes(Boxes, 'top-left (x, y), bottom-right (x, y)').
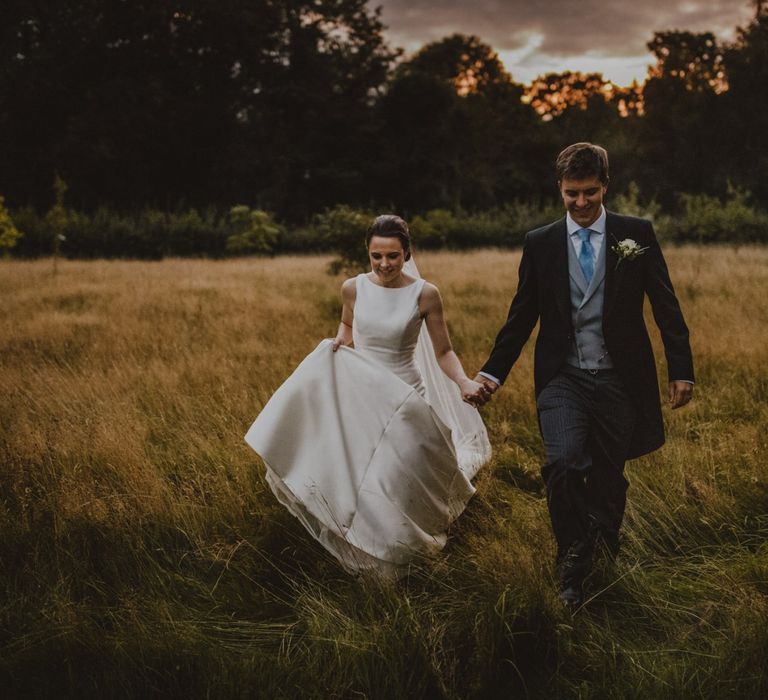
top-left (1, 248), bottom-right (767, 698)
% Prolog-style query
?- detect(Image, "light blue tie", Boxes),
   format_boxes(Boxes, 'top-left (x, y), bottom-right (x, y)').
top-left (577, 228), bottom-right (594, 284)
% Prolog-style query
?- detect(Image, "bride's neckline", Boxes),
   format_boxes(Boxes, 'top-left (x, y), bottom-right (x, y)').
top-left (363, 273), bottom-right (419, 289)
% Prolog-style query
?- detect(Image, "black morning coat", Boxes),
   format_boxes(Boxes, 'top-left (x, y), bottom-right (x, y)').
top-left (480, 211), bottom-right (695, 460)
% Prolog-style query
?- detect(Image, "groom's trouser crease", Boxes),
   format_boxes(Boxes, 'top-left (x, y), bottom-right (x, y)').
top-left (537, 364), bottom-right (636, 560)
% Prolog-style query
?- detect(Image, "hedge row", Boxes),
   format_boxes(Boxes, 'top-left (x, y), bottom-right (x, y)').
top-left (5, 187), bottom-right (768, 263)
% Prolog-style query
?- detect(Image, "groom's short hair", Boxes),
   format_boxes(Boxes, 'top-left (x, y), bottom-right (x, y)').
top-left (556, 143), bottom-right (609, 184)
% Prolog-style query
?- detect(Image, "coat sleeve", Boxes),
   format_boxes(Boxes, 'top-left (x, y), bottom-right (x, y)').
top-left (643, 223), bottom-right (695, 382)
top-left (479, 233), bottom-right (541, 384)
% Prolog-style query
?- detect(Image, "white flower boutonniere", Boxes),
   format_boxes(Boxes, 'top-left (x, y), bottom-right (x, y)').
top-left (612, 238), bottom-right (648, 269)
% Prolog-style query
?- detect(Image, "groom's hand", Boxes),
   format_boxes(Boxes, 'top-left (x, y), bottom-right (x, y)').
top-left (668, 380), bottom-right (693, 409)
top-left (461, 379), bottom-right (492, 407)
top-left (472, 374), bottom-right (499, 405)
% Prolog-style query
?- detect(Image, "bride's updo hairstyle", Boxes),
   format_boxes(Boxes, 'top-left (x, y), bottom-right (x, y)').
top-left (366, 215), bottom-right (412, 261)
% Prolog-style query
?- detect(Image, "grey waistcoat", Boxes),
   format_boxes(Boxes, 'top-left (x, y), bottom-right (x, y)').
top-left (564, 232), bottom-right (614, 370)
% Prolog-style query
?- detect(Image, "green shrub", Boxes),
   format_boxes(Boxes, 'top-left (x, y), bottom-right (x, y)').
top-left (13, 206), bottom-right (231, 259)
top-left (666, 186), bottom-right (768, 244)
top-left (493, 200), bottom-right (563, 245)
top-left (7, 187), bottom-right (764, 260)
top-left (0, 195), bottom-right (23, 254)
top-left (9, 206), bottom-right (49, 256)
top-left (225, 206), bottom-right (283, 255)
top-left (60, 208), bottom-right (156, 259)
top-left (410, 209), bottom-right (455, 248)
top-left (45, 175), bottom-right (71, 262)
top-left (611, 181), bottom-right (663, 222)
top-left (314, 205), bottom-right (374, 274)
top-left (279, 225), bottom-right (327, 253)
top-left (166, 207), bottom-right (229, 257)
top-left (407, 202), bottom-right (563, 251)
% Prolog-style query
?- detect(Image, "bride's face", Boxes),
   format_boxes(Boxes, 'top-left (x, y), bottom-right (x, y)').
top-left (368, 235), bottom-right (406, 284)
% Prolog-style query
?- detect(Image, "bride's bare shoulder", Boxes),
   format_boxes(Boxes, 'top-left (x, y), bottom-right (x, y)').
top-left (340, 276), bottom-right (358, 300)
top-left (419, 281), bottom-right (444, 312)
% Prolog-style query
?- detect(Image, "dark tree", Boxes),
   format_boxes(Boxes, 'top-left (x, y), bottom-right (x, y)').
top-left (524, 71), bottom-right (612, 121)
top-left (240, 0), bottom-right (398, 220)
top-left (521, 71), bottom-right (641, 197)
top-left (378, 34), bottom-right (543, 212)
top-left (636, 31), bottom-right (727, 205)
top-left (647, 31), bottom-right (726, 92)
top-left (397, 33), bottom-right (513, 96)
top-left (0, 0), bottom-right (397, 217)
top-left (1, 1), bottom-right (247, 208)
top-left (721, 5), bottom-right (768, 203)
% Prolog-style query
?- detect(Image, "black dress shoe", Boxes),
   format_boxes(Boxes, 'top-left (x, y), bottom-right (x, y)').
top-left (587, 517), bottom-right (620, 561)
top-left (556, 539), bottom-right (593, 582)
top-left (556, 539), bottom-right (593, 607)
top-left (558, 582), bottom-right (583, 607)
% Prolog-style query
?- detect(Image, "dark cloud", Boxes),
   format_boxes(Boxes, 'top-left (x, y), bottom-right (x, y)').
top-left (377, 0), bottom-right (754, 58)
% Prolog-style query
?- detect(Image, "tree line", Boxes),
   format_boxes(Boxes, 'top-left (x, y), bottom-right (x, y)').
top-left (1, 1), bottom-right (767, 239)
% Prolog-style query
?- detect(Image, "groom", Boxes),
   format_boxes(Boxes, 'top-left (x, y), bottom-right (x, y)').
top-left (475, 143), bottom-right (694, 606)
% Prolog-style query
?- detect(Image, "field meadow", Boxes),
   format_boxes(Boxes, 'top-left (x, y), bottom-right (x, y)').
top-left (1, 247), bottom-right (767, 698)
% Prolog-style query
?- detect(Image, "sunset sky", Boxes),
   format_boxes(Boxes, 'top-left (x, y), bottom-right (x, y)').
top-left (377, 0), bottom-right (756, 86)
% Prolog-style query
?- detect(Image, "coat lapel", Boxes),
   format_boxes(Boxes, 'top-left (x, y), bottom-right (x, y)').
top-left (548, 218), bottom-right (571, 323)
top-left (603, 211), bottom-right (623, 319)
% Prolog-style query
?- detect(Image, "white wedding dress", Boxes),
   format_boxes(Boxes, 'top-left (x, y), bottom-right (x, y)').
top-left (245, 264), bottom-right (491, 576)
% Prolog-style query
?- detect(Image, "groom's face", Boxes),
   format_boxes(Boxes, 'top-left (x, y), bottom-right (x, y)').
top-left (559, 175), bottom-right (607, 228)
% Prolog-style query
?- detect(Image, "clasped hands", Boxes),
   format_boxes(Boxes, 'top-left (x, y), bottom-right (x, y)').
top-left (461, 374), bottom-right (499, 408)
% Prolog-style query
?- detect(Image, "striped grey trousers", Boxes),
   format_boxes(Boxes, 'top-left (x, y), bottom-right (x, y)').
top-left (536, 363), bottom-right (636, 558)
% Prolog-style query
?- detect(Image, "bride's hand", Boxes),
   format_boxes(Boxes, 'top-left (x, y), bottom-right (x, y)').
top-left (460, 378), bottom-right (490, 407)
top-left (331, 336), bottom-right (346, 352)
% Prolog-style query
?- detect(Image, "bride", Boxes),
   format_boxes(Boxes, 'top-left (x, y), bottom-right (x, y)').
top-left (245, 215), bottom-right (492, 577)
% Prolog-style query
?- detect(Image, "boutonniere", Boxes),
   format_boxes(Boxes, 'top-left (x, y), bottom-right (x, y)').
top-left (611, 237), bottom-right (648, 269)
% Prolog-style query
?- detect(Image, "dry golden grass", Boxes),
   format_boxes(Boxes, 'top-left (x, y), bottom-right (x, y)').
top-left (1, 247), bottom-right (767, 698)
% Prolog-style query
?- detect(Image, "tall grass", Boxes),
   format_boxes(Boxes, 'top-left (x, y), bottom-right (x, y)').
top-left (1, 248), bottom-right (767, 698)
